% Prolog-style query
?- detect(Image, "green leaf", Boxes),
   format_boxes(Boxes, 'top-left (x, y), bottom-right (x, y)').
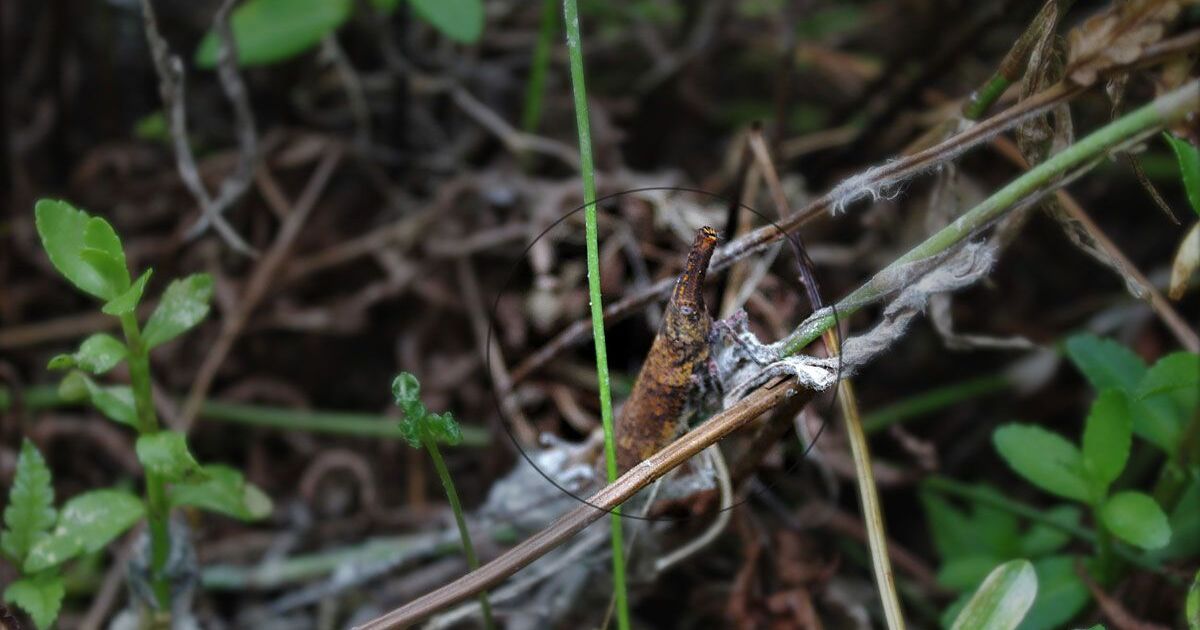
top-left (79, 217), bottom-right (131, 297)
top-left (1138, 352), bottom-right (1200, 399)
top-left (142, 274), bottom-right (214, 349)
top-left (1021, 555), bottom-right (1090, 630)
top-left (102, 268), bottom-right (152, 316)
top-left (4, 573), bottom-right (65, 629)
top-left (371, 0), bottom-right (401, 13)
top-left (1128, 352), bottom-right (1198, 454)
top-left (1164, 132), bottom-right (1200, 217)
top-left (135, 432), bottom-right (207, 484)
top-left (47, 333), bottom-right (128, 375)
top-left (1151, 479), bottom-right (1200, 561)
top-left (1101, 491), bottom-right (1171, 550)
top-left (34, 199), bottom-right (131, 301)
top-left (950, 559), bottom-right (1037, 630)
top-left (24, 490), bottom-right (144, 573)
top-left (993, 424), bottom-right (1091, 503)
top-left (1018, 506), bottom-right (1080, 557)
top-left (58, 372), bottom-right (138, 428)
top-left (938, 555), bottom-right (1003, 592)
top-left (1081, 389), bottom-right (1132, 492)
top-left (169, 465), bottom-right (273, 521)
top-left (922, 486), bottom-right (1020, 561)
top-left (194, 0), bottom-right (353, 68)
top-left (922, 490), bottom-right (981, 560)
top-left (426, 411), bottom-right (463, 446)
top-left (1185, 568), bottom-right (1199, 630)
top-left (1, 441), bottom-right (56, 563)
top-left (1064, 334), bottom-right (1147, 392)
top-left (411, 0), bottom-right (484, 43)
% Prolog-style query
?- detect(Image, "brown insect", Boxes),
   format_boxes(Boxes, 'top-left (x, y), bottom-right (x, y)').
top-left (615, 226), bottom-right (718, 472)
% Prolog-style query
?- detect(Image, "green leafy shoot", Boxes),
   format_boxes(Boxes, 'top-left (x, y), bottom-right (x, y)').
top-left (1, 441), bottom-right (56, 564)
top-left (922, 485), bottom-right (1087, 630)
top-left (949, 559), bottom-right (1037, 630)
top-left (393, 372), bottom-right (464, 449)
top-left (391, 372), bottom-right (493, 629)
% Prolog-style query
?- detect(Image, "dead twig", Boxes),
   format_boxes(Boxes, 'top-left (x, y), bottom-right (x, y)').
top-left (139, 0), bottom-right (258, 255)
top-left (179, 148), bottom-right (343, 431)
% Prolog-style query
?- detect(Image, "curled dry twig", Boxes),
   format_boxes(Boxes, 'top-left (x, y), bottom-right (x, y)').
top-left (139, 0), bottom-right (258, 255)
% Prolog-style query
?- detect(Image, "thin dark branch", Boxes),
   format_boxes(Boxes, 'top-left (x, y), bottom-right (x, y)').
top-left (139, 0), bottom-right (258, 255)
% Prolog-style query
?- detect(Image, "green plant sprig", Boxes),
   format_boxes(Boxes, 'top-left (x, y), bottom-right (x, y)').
top-left (18, 199), bottom-right (273, 626)
top-left (393, 373), bottom-right (495, 630)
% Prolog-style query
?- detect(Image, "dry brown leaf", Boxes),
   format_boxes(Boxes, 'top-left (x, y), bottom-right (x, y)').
top-left (1066, 0), bottom-right (1184, 86)
top-left (1169, 222), bottom-right (1200, 299)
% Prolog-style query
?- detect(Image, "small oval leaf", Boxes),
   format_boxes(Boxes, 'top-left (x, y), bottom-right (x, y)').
top-left (194, 0), bottom-right (353, 68)
top-left (1081, 389), bottom-right (1132, 491)
top-left (1101, 491), bottom-right (1171, 550)
top-left (411, 0), bottom-right (484, 43)
top-left (35, 199), bottom-right (129, 300)
top-left (142, 274), bottom-right (214, 349)
top-left (993, 424), bottom-right (1091, 502)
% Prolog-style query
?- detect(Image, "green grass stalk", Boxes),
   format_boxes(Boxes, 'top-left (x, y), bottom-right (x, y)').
top-left (0, 386), bottom-right (489, 446)
top-left (424, 437), bottom-right (495, 629)
top-left (562, 1), bottom-right (630, 627)
top-left (862, 375), bottom-right (1010, 434)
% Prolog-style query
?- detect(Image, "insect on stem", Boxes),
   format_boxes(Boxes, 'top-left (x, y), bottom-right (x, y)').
top-left (616, 226), bottom-right (719, 473)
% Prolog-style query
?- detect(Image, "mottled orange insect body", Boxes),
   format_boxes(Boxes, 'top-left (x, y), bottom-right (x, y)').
top-left (616, 226), bottom-right (719, 472)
